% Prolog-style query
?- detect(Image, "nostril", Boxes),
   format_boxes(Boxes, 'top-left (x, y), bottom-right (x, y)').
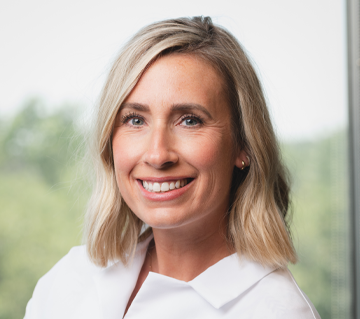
top-left (162, 161), bottom-right (175, 168)
top-left (147, 160), bottom-right (177, 169)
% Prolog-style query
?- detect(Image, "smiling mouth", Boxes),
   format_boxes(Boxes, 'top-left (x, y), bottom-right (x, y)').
top-left (140, 178), bottom-right (193, 193)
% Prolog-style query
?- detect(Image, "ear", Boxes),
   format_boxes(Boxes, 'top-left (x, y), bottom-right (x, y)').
top-left (235, 149), bottom-right (250, 169)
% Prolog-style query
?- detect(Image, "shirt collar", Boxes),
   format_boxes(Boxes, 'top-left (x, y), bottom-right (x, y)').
top-left (188, 253), bottom-right (277, 309)
top-left (94, 235), bottom-right (277, 318)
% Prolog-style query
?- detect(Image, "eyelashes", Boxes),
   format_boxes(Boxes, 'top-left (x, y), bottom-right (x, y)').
top-left (120, 112), bottom-right (145, 125)
top-left (120, 112), bottom-right (204, 127)
top-left (178, 114), bottom-right (204, 126)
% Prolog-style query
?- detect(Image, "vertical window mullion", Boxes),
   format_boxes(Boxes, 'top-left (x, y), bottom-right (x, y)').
top-left (347, 0), bottom-right (360, 318)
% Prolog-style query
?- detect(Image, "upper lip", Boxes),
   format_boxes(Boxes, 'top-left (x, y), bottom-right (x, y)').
top-left (136, 176), bottom-right (195, 182)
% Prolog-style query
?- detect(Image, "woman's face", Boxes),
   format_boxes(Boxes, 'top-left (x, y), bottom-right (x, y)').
top-left (112, 54), bottom-right (244, 232)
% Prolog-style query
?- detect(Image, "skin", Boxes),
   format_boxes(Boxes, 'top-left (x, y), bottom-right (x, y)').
top-left (112, 54), bottom-right (248, 315)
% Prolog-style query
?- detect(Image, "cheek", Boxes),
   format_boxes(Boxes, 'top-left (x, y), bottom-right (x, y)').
top-left (112, 132), bottom-right (142, 178)
top-left (182, 133), bottom-right (234, 173)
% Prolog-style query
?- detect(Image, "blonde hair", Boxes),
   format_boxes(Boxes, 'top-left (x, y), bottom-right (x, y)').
top-left (84, 16), bottom-right (297, 268)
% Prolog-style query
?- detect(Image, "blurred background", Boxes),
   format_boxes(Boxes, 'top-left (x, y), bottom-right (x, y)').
top-left (0, 0), bottom-right (354, 318)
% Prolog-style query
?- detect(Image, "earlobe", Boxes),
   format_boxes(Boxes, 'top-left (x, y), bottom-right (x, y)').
top-left (235, 150), bottom-right (250, 169)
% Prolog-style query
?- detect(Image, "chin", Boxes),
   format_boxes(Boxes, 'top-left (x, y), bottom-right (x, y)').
top-left (137, 207), bottom-right (193, 230)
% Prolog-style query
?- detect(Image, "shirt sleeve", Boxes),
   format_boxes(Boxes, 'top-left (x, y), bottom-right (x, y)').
top-left (250, 269), bottom-right (321, 319)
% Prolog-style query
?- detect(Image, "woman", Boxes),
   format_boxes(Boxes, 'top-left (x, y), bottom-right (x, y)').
top-left (25, 16), bottom-right (320, 318)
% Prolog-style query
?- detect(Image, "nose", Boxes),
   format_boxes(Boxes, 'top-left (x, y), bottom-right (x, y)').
top-left (143, 124), bottom-right (179, 169)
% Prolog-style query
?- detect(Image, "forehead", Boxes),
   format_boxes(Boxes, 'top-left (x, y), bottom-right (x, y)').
top-left (124, 53), bottom-right (229, 115)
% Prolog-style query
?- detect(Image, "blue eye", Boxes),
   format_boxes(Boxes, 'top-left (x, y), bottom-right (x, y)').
top-left (121, 112), bottom-right (145, 127)
top-left (180, 115), bottom-right (203, 127)
top-left (130, 118), bottom-right (144, 126)
top-left (182, 118), bottom-right (198, 126)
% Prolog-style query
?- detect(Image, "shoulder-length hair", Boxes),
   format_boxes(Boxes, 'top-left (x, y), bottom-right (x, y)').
top-left (84, 16), bottom-right (297, 268)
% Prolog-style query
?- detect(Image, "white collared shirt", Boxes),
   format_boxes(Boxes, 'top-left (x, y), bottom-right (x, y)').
top-left (24, 235), bottom-right (321, 319)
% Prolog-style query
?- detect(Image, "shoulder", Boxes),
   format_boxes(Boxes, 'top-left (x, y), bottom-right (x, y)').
top-left (36, 246), bottom-right (98, 288)
top-left (24, 241), bottom-right (149, 319)
top-left (248, 267), bottom-right (321, 319)
top-left (24, 246), bottom-right (101, 319)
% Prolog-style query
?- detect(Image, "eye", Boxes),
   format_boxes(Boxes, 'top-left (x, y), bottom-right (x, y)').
top-left (182, 118), bottom-right (198, 126)
top-left (130, 118), bottom-right (144, 126)
top-left (121, 112), bottom-right (145, 127)
top-left (179, 114), bottom-right (203, 127)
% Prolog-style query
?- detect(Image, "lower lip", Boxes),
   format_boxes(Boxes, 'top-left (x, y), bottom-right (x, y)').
top-left (137, 179), bottom-right (194, 201)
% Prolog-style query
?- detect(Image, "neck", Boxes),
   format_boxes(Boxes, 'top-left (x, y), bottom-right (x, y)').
top-left (149, 216), bottom-right (234, 282)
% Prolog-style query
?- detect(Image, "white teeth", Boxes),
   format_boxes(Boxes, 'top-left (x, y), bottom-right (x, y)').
top-left (160, 182), bottom-right (169, 192)
top-left (153, 182), bottom-right (161, 192)
top-left (142, 179), bottom-right (189, 193)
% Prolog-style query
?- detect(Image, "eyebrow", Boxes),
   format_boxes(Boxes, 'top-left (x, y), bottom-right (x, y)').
top-left (120, 102), bottom-right (213, 119)
top-left (171, 103), bottom-right (213, 119)
top-left (119, 103), bottom-right (150, 112)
